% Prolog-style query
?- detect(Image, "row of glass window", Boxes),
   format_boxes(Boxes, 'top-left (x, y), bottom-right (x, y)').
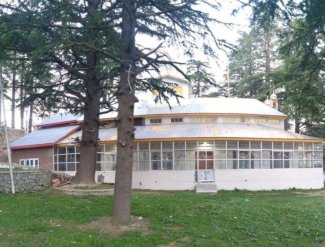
top-left (53, 141), bottom-right (323, 172)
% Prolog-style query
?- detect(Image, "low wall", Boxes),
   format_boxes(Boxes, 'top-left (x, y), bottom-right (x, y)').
top-left (0, 171), bottom-right (51, 193)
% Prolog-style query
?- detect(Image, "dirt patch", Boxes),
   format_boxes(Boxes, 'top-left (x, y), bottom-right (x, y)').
top-left (80, 216), bottom-right (150, 236)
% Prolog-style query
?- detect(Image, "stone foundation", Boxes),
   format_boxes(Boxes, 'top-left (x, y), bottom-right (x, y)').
top-left (0, 171), bottom-right (51, 193)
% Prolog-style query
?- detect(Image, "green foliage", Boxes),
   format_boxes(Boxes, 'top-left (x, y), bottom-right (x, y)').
top-left (0, 190), bottom-right (324, 246)
top-left (186, 60), bottom-right (217, 97)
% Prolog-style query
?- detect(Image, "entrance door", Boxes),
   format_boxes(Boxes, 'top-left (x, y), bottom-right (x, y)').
top-left (196, 151), bottom-right (214, 182)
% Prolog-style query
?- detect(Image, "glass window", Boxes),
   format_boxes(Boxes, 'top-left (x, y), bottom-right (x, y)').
top-left (313, 151), bottom-right (323, 160)
top-left (227, 150), bottom-right (237, 159)
top-left (262, 160), bottom-right (272, 169)
top-left (150, 142), bottom-right (161, 150)
top-left (295, 142), bottom-right (303, 151)
top-left (58, 147), bottom-right (66, 154)
top-left (163, 161), bottom-right (173, 170)
top-left (304, 143), bottom-right (313, 151)
top-left (251, 141), bottom-right (261, 149)
top-left (67, 146), bottom-right (75, 153)
top-left (262, 142), bottom-right (272, 149)
top-left (215, 160), bottom-right (226, 169)
top-left (273, 142), bottom-right (283, 149)
top-left (171, 117), bottom-right (183, 123)
top-left (151, 161), bottom-right (161, 170)
top-left (139, 143), bottom-right (149, 151)
top-left (273, 151), bottom-right (282, 159)
top-left (274, 160), bottom-right (283, 168)
top-left (214, 141), bottom-right (226, 149)
top-left (174, 142), bottom-right (185, 150)
top-left (239, 160), bottom-right (249, 169)
top-left (251, 160), bottom-right (261, 169)
top-left (174, 150), bottom-right (185, 160)
top-left (239, 151), bottom-right (249, 159)
top-left (162, 142), bottom-right (173, 150)
top-left (284, 142), bottom-right (294, 150)
top-left (239, 141), bottom-right (249, 149)
top-left (150, 118), bottom-right (162, 124)
top-left (313, 143), bottom-right (322, 150)
top-left (186, 151), bottom-right (196, 159)
top-left (227, 141), bottom-right (237, 149)
top-left (215, 150), bottom-right (226, 159)
top-left (251, 151), bottom-right (261, 159)
top-left (139, 161), bottom-right (149, 171)
top-left (262, 150), bottom-right (272, 159)
top-left (227, 160), bottom-right (238, 169)
top-left (186, 141), bottom-right (197, 150)
top-left (313, 160), bottom-right (323, 168)
top-left (151, 151), bottom-right (161, 160)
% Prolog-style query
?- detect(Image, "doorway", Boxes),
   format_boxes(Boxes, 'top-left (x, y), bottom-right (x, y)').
top-left (196, 151), bottom-right (214, 182)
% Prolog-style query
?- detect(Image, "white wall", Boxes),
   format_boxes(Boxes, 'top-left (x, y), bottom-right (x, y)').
top-left (214, 168), bottom-right (324, 190)
top-left (92, 168), bottom-right (323, 191)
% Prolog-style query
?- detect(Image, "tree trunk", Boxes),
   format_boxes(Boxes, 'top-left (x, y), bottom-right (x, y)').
top-left (73, 86), bottom-right (101, 184)
top-left (73, 0), bottom-right (101, 185)
top-left (28, 100), bottom-right (33, 133)
top-left (112, 0), bottom-right (136, 226)
top-left (20, 63), bottom-right (25, 130)
top-left (295, 119), bottom-right (300, 133)
top-left (11, 62), bottom-right (16, 129)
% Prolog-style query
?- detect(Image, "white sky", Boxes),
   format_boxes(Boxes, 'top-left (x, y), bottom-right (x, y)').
top-left (3, 0), bottom-right (251, 130)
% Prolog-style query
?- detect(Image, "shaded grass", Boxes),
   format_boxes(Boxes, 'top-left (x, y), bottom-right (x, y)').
top-left (0, 189), bottom-right (324, 246)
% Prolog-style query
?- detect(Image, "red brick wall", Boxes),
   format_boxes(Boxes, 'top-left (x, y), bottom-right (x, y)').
top-left (12, 147), bottom-right (54, 171)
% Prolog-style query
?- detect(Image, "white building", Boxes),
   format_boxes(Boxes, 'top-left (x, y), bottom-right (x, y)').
top-left (10, 78), bottom-right (324, 191)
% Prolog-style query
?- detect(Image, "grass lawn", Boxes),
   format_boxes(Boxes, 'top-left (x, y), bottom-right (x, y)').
top-left (0, 189), bottom-right (324, 247)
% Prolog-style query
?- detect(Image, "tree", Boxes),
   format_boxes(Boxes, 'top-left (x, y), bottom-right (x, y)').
top-left (0, 0), bottom-right (228, 225)
top-left (186, 60), bottom-right (217, 97)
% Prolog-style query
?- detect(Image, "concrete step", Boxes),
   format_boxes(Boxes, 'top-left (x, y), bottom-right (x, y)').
top-left (196, 183), bottom-right (218, 193)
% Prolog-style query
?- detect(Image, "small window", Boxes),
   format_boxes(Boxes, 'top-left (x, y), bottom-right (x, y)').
top-left (150, 118), bottom-right (162, 124)
top-left (20, 158), bottom-right (39, 168)
top-left (171, 117), bottom-right (183, 123)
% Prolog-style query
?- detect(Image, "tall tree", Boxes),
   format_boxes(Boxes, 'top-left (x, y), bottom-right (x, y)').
top-left (0, 0), bottom-right (228, 225)
top-left (186, 60), bottom-right (217, 97)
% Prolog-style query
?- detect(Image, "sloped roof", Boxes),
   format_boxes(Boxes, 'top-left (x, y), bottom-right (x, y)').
top-left (58, 123), bottom-right (320, 145)
top-left (38, 113), bottom-right (81, 127)
top-left (98, 98), bottom-right (287, 120)
top-left (10, 125), bottom-right (79, 150)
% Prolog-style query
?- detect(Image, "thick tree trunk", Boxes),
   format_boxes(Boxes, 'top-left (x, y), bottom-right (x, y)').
top-left (295, 119), bottom-right (300, 134)
top-left (20, 63), bottom-right (25, 130)
top-left (73, 87), bottom-right (101, 184)
top-left (112, 0), bottom-right (136, 226)
top-left (73, 0), bottom-right (101, 185)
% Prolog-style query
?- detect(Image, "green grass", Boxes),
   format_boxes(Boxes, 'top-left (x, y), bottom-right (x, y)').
top-left (0, 189), bottom-right (324, 247)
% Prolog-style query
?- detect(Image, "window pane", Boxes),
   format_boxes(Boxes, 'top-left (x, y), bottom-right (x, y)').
top-left (67, 163), bottom-right (76, 171)
top-left (295, 142), bottom-right (303, 151)
top-left (251, 141), bottom-right (261, 149)
top-left (273, 151), bottom-right (282, 159)
top-left (214, 150), bottom-right (226, 159)
top-left (174, 142), bottom-right (185, 150)
top-left (274, 160), bottom-right (283, 168)
top-left (313, 160), bottom-right (323, 168)
top-left (162, 161), bottom-right (173, 170)
top-left (150, 142), bottom-right (161, 150)
top-left (67, 146), bottom-right (75, 154)
top-left (227, 150), bottom-right (237, 159)
top-left (186, 141), bottom-right (197, 150)
top-left (139, 151), bottom-right (150, 161)
top-left (139, 143), bottom-right (149, 151)
top-left (151, 161), bottom-right (161, 170)
top-left (162, 152), bottom-right (172, 161)
top-left (58, 147), bottom-right (66, 154)
top-left (174, 150), bottom-right (185, 160)
top-left (58, 155), bottom-right (66, 162)
top-left (313, 151), bottom-right (323, 159)
top-left (151, 152), bottom-right (161, 160)
top-left (227, 141), bottom-right (237, 149)
top-left (262, 160), bottom-right (272, 169)
top-left (284, 152), bottom-right (293, 159)
top-left (174, 160), bottom-right (187, 170)
top-left (162, 142), bottom-right (173, 150)
top-left (214, 141), bottom-right (226, 149)
top-left (215, 160), bottom-right (226, 169)
top-left (293, 152), bottom-right (303, 159)
top-left (198, 142), bottom-right (213, 150)
top-left (251, 151), bottom-right (261, 159)
top-left (304, 143), bottom-right (313, 151)
top-left (262, 150), bottom-right (271, 159)
top-left (239, 141), bottom-right (249, 149)
top-left (251, 160), bottom-right (261, 169)
top-left (227, 160), bottom-right (238, 169)
top-left (313, 143), bottom-right (322, 150)
top-left (262, 142), bottom-right (272, 149)
top-left (186, 151), bottom-right (195, 159)
top-left (139, 161), bottom-right (149, 171)
top-left (239, 160), bottom-right (249, 169)
top-left (239, 151), bottom-right (249, 159)
top-left (273, 142), bottom-right (283, 149)
top-left (284, 142), bottom-right (293, 150)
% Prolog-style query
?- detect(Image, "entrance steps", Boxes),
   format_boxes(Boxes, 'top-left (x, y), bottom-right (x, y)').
top-left (196, 183), bottom-right (218, 193)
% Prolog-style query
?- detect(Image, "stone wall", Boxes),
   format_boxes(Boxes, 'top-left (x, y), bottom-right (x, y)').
top-left (0, 170), bottom-right (51, 193)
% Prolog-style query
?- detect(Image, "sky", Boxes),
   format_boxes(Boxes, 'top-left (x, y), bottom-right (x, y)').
top-left (2, 0), bottom-right (251, 130)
